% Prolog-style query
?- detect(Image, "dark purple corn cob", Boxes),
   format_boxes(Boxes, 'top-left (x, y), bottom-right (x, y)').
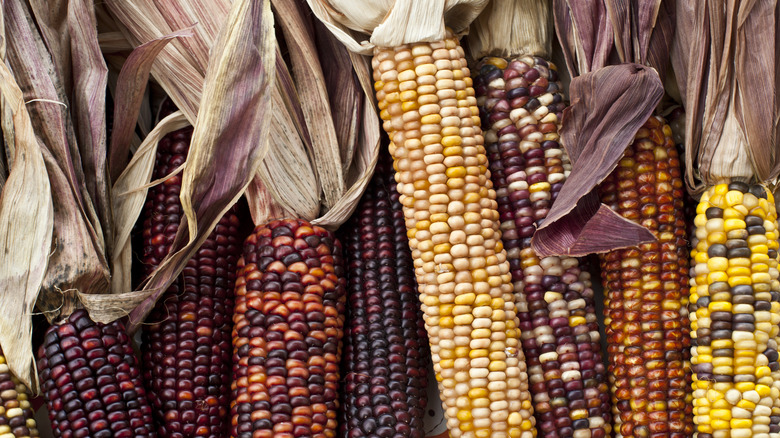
top-left (231, 219), bottom-right (347, 438)
top-left (337, 155), bottom-right (429, 438)
top-left (474, 55), bottom-right (612, 437)
top-left (140, 107), bottom-right (243, 437)
top-left (37, 309), bottom-right (156, 438)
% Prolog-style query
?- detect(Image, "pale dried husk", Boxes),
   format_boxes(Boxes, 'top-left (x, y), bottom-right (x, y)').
top-left (111, 111), bottom-right (189, 302)
top-left (467, 0), bottom-right (552, 60)
top-left (306, 0), bottom-right (489, 53)
top-left (0, 58), bottom-right (53, 391)
top-left (672, 1), bottom-right (780, 190)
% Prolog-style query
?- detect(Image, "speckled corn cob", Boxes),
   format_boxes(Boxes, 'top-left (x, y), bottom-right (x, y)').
top-left (231, 219), bottom-right (346, 438)
top-left (338, 156), bottom-right (430, 438)
top-left (475, 55), bottom-right (611, 438)
top-left (141, 120), bottom-right (243, 437)
top-left (0, 351), bottom-right (38, 438)
top-left (598, 116), bottom-right (693, 438)
top-left (372, 31), bottom-right (535, 438)
top-left (37, 309), bottom-right (156, 438)
top-left (690, 182), bottom-right (780, 438)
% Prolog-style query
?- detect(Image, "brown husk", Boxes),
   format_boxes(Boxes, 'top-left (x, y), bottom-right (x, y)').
top-left (532, 64), bottom-right (662, 257)
top-left (108, 27), bottom-right (194, 183)
top-left (100, 0), bottom-right (379, 334)
top-left (672, 1), bottom-right (780, 190)
top-left (127, 0), bottom-right (277, 332)
top-left (531, 0), bottom-right (674, 257)
top-left (5, 0), bottom-right (111, 325)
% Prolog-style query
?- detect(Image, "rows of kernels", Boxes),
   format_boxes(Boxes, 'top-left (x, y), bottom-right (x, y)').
top-left (37, 310), bottom-right (156, 438)
top-left (690, 182), bottom-right (780, 438)
top-left (474, 55), bottom-right (611, 438)
top-left (141, 121), bottom-right (242, 438)
top-left (338, 156), bottom-right (429, 438)
top-left (598, 116), bottom-right (693, 438)
top-left (372, 33), bottom-right (535, 438)
top-left (230, 219), bottom-right (346, 438)
top-left (0, 353), bottom-right (38, 437)
top-left (143, 212), bottom-right (241, 438)
top-left (576, 263), bottom-right (614, 422)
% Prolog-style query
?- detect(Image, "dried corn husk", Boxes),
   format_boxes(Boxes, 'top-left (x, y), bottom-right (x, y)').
top-left (0, 0), bottom-right (200, 390)
top-left (0, 40), bottom-right (53, 391)
top-left (467, 0), bottom-right (552, 60)
top-left (102, 0), bottom-right (380, 331)
top-left (672, 1), bottom-right (780, 190)
top-left (531, 0), bottom-right (673, 257)
top-left (307, 0), bottom-right (488, 52)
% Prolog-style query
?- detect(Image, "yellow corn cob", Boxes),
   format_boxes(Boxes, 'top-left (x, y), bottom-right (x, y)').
top-left (690, 182), bottom-right (780, 438)
top-left (372, 31), bottom-right (535, 438)
top-left (598, 116), bottom-right (693, 437)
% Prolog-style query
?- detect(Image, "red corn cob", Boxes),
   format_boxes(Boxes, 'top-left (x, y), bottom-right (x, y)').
top-left (140, 105), bottom-right (243, 437)
top-left (338, 155), bottom-right (430, 438)
top-left (231, 219), bottom-right (346, 438)
top-left (598, 116), bottom-right (692, 438)
top-left (37, 309), bottom-right (156, 438)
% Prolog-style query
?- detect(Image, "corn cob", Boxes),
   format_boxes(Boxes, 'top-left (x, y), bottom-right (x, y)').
top-left (231, 218), bottom-right (346, 438)
top-left (475, 55), bottom-right (611, 438)
top-left (372, 31), bottom-right (535, 437)
top-left (598, 116), bottom-right (693, 437)
top-left (37, 309), bottom-right (156, 438)
top-left (0, 351), bottom-right (38, 438)
top-left (338, 155), bottom-right (429, 438)
top-left (690, 182), bottom-right (780, 438)
top-left (140, 118), bottom-right (243, 437)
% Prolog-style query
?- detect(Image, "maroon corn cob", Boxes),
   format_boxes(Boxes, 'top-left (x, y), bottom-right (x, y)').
top-left (140, 109), bottom-right (243, 437)
top-left (37, 309), bottom-right (156, 438)
top-left (231, 219), bottom-right (346, 438)
top-left (598, 116), bottom-right (692, 438)
top-left (474, 55), bottom-right (612, 437)
top-left (338, 155), bottom-right (429, 438)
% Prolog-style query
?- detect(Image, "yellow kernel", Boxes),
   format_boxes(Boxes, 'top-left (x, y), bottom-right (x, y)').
top-left (446, 166), bottom-right (467, 178)
top-left (728, 276), bottom-right (752, 287)
top-left (442, 136), bottom-right (462, 148)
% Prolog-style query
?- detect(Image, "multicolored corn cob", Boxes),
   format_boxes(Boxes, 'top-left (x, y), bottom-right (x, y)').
top-left (598, 116), bottom-right (693, 437)
top-left (372, 31), bottom-right (535, 437)
top-left (0, 351), bottom-right (38, 438)
top-left (140, 116), bottom-right (243, 437)
top-left (338, 155), bottom-right (429, 438)
top-left (37, 309), bottom-right (156, 438)
top-left (231, 219), bottom-right (346, 438)
top-left (475, 55), bottom-right (611, 438)
top-left (690, 182), bottom-right (780, 438)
